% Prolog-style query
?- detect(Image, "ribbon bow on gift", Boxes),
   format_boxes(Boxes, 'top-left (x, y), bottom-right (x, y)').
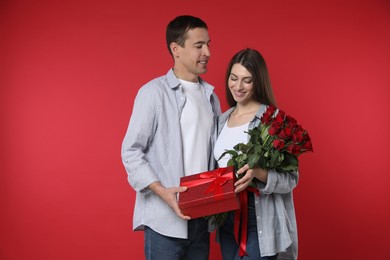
top-left (180, 167), bottom-right (233, 197)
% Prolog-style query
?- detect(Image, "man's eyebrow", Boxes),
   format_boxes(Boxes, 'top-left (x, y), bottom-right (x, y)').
top-left (193, 40), bottom-right (211, 45)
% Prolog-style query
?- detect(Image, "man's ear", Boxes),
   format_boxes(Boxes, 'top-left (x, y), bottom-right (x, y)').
top-left (170, 42), bottom-right (180, 58)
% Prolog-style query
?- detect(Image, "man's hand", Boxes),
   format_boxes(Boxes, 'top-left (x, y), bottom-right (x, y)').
top-left (148, 182), bottom-right (191, 220)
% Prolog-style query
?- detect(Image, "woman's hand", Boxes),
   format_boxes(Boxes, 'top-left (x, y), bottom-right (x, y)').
top-left (234, 164), bottom-right (268, 193)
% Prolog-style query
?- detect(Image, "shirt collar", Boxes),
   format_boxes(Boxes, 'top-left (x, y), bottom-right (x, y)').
top-left (166, 69), bottom-right (214, 94)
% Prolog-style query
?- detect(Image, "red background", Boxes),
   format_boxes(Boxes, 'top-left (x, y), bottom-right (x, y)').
top-left (1, 1), bottom-right (389, 259)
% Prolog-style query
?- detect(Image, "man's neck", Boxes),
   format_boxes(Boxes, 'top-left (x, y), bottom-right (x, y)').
top-left (172, 68), bottom-right (199, 83)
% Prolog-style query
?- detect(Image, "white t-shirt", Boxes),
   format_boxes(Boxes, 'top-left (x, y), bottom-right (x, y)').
top-left (214, 121), bottom-right (249, 168)
top-left (179, 79), bottom-right (213, 176)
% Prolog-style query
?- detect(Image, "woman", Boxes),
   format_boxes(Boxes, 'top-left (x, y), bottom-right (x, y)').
top-left (214, 48), bottom-right (298, 260)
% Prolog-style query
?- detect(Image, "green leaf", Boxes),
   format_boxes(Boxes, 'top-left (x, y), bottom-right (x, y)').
top-left (218, 150), bottom-right (237, 161)
top-left (256, 156), bottom-right (266, 169)
top-left (278, 153), bottom-right (285, 164)
top-left (270, 150), bottom-right (280, 166)
top-left (237, 154), bottom-right (248, 164)
top-left (261, 126), bottom-right (270, 140)
top-left (204, 212), bottom-right (229, 226)
top-left (236, 143), bottom-right (250, 153)
top-left (281, 154), bottom-right (298, 171)
top-left (254, 145), bottom-right (263, 153)
top-left (227, 159), bottom-right (235, 167)
top-left (248, 153), bottom-right (260, 168)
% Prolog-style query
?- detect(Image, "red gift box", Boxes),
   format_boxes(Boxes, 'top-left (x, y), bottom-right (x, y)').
top-left (178, 166), bottom-right (239, 219)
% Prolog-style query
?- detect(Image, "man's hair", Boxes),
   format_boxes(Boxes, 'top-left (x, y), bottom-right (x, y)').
top-left (166, 15), bottom-right (208, 56)
top-left (225, 48), bottom-right (277, 107)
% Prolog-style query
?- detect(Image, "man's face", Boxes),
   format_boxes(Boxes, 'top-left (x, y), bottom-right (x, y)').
top-left (173, 28), bottom-right (211, 82)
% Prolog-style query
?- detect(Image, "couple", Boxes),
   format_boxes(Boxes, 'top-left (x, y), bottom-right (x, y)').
top-left (121, 15), bottom-right (298, 260)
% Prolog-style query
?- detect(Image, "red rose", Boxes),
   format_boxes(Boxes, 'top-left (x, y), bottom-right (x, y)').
top-left (274, 110), bottom-right (285, 124)
top-left (261, 105), bottom-right (276, 124)
top-left (287, 143), bottom-right (301, 155)
top-left (266, 105), bottom-right (276, 116)
top-left (261, 113), bottom-right (272, 124)
top-left (285, 115), bottom-right (297, 126)
top-left (301, 140), bottom-right (313, 152)
top-left (301, 132), bottom-right (311, 142)
top-left (273, 139), bottom-right (285, 150)
top-left (292, 126), bottom-right (305, 143)
top-left (278, 126), bottom-right (293, 139)
top-left (268, 121), bottom-right (282, 135)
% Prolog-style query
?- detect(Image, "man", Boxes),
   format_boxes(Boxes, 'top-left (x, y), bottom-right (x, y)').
top-left (121, 15), bottom-right (221, 260)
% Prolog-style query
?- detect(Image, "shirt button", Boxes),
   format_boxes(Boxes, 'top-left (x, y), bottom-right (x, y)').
top-left (259, 230), bottom-right (262, 234)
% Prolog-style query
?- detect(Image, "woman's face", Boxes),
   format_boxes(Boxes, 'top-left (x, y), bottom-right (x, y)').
top-left (228, 63), bottom-right (255, 105)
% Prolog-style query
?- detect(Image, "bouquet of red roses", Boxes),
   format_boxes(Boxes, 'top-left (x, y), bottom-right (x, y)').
top-left (225, 105), bottom-right (313, 172)
top-left (207, 105), bottom-right (313, 225)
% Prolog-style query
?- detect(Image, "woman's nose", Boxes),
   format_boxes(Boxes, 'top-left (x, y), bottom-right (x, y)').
top-left (234, 81), bottom-right (243, 91)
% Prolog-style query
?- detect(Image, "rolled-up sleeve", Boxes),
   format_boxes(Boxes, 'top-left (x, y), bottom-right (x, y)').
top-left (259, 170), bottom-right (299, 195)
top-left (121, 85), bottom-right (160, 192)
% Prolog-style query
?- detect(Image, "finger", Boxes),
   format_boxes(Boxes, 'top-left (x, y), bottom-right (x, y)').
top-left (178, 186), bottom-right (188, 192)
top-left (235, 178), bottom-right (252, 191)
top-left (174, 207), bottom-right (191, 220)
top-left (234, 177), bottom-right (245, 186)
top-left (171, 186), bottom-right (187, 192)
top-left (235, 173), bottom-right (251, 186)
top-left (237, 164), bottom-right (250, 174)
top-left (235, 184), bottom-right (246, 193)
top-left (234, 178), bottom-right (245, 187)
top-left (180, 213), bottom-right (191, 220)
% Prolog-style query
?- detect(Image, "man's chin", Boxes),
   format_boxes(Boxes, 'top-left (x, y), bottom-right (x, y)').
top-left (197, 68), bottom-right (208, 75)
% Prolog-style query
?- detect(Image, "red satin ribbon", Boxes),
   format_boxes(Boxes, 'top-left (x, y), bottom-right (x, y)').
top-left (234, 186), bottom-right (260, 257)
top-left (180, 168), bottom-right (233, 196)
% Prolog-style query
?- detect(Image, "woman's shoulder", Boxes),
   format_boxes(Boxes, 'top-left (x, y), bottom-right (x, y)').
top-left (220, 107), bottom-right (235, 116)
top-left (219, 107), bottom-right (235, 120)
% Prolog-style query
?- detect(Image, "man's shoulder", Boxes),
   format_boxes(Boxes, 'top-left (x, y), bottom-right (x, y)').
top-left (139, 70), bottom-right (178, 93)
top-left (141, 75), bottom-right (167, 89)
top-left (136, 75), bottom-right (168, 97)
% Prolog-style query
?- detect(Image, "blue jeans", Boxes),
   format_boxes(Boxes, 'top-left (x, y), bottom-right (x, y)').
top-left (144, 218), bottom-right (210, 260)
top-left (219, 192), bottom-right (278, 260)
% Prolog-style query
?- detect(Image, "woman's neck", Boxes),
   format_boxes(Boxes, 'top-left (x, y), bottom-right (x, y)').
top-left (232, 101), bottom-right (261, 116)
top-left (227, 101), bottom-right (261, 127)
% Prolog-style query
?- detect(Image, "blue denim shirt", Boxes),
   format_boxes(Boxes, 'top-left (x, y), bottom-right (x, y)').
top-left (121, 69), bottom-right (221, 239)
top-left (218, 105), bottom-right (298, 260)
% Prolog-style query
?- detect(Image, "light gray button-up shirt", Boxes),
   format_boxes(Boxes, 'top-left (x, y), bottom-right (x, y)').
top-left (121, 69), bottom-right (221, 239)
